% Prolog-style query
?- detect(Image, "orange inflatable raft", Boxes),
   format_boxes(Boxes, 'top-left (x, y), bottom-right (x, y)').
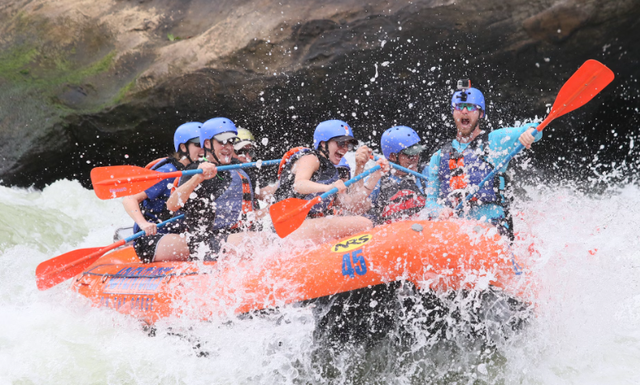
top-left (71, 219), bottom-right (527, 324)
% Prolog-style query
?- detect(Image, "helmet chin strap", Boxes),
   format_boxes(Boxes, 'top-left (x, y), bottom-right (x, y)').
top-left (204, 146), bottom-right (221, 165)
top-left (178, 144), bottom-right (194, 165)
top-left (319, 142), bottom-right (330, 159)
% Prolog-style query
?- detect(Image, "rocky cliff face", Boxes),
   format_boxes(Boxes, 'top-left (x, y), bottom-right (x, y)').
top-left (0, 0), bottom-right (638, 188)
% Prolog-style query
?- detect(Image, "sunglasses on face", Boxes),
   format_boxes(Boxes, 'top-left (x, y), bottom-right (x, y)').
top-left (334, 140), bottom-right (356, 151)
top-left (400, 149), bottom-right (420, 158)
top-left (236, 148), bottom-right (256, 158)
top-left (453, 103), bottom-right (480, 112)
top-left (214, 137), bottom-right (240, 146)
top-left (187, 138), bottom-right (201, 147)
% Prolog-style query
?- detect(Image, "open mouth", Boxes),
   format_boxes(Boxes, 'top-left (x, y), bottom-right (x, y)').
top-left (461, 118), bottom-right (471, 126)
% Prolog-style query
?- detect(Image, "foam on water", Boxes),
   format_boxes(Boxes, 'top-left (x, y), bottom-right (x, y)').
top-left (1, 179), bottom-right (639, 384)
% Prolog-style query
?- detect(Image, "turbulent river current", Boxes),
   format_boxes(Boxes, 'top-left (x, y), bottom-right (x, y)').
top-left (1, 175), bottom-right (639, 384)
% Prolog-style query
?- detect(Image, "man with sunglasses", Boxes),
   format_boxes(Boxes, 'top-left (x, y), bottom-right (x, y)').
top-left (365, 126), bottom-right (427, 225)
top-left (164, 117), bottom-right (267, 260)
top-left (422, 83), bottom-right (541, 240)
top-left (123, 122), bottom-right (204, 263)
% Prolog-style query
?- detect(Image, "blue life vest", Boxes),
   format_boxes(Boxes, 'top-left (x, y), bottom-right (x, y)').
top-left (210, 169), bottom-right (254, 231)
top-left (134, 157), bottom-right (184, 234)
top-left (274, 148), bottom-right (339, 218)
top-left (437, 133), bottom-right (509, 209)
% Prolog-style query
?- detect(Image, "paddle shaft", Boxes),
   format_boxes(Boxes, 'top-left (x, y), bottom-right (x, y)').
top-left (273, 164), bottom-right (382, 225)
top-left (454, 61), bottom-right (613, 211)
top-left (373, 155), bottom-right (426, 181)
top-left (44, 214), bottom-right (185, 278)
top-left (93, 159), bottom-right (281, 187)
top-left (453, 130), bottom-right (540, 212)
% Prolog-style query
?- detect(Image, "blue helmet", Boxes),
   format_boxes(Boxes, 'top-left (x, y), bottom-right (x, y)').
top-left (336, 157), bottom-right (351, 179)
top-left (174, 122), bottom-right (202, 152)
top-left (381, 126), bottom-right (422, 158)
top-left (451, 87), bottom-right (486, 114)
top-left (336, 157), bottom-right (351, 170)
top-left (313, 120), bottom-right (356, 150)
top-left (199, 117), bottom-right (238, 147)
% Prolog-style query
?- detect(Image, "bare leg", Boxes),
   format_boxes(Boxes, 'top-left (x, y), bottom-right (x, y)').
top-left (153, 234), bottom-right (191, 262)
top-left (224, 231), bottom-right (276, 257)
top-left (286, 215), bottom-right (373, 245)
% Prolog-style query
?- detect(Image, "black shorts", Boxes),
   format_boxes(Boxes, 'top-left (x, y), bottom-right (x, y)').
top-left (186, 231), bottom-right (230, 261)
top-left (133, 234), bottom-right (165, 263)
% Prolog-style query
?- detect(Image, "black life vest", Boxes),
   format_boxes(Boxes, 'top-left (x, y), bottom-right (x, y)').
top-left (274, 148), bottom-right (339, 218)
top-left (369, 174), bottom-right (426, 225)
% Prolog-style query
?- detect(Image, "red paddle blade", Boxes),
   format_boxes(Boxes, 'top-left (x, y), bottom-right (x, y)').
top-left (36, 238), bottom-right (126, 290)
top-left (91, 165), bottom-right (179, 200)
top-left (270, 197), bottom-right (321, 238)
top-left (35, 247), bottom-right (106, 290)
top-left (545, 60), bottom-right (614, 124)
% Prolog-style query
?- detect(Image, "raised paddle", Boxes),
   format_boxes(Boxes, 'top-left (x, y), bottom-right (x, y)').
top-left (270, 165), bottom-right (382, 238)
top-left (455, 59), bottom-right (614, 211)
top-left (35, 215), bottom-right (185, 291)
top-left (91, 159), bottom-right (281, 200)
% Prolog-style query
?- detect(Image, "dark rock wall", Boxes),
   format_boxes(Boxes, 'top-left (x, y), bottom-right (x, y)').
top-left (0, 0), bottom-right (638, 189)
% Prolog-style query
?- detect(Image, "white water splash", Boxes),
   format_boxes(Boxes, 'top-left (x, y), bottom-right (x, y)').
top-left (1, 179), bottom-right (640, 384)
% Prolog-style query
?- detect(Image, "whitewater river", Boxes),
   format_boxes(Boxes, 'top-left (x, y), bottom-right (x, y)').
top-left (1, 177), bottom-right (639, 384)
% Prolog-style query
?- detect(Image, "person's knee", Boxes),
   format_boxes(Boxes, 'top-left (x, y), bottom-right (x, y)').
top-left (354, 216), bottom-right (373, 230)
top-left (155, 235), bottom-right (190, 261)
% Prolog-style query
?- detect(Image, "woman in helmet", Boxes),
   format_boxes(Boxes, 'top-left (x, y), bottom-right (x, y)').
top-left (232, 127), bottom-right (277, 206)
top-left (122, 122), bottom-right (204, 263)
top-left (365, 126), bottom-right (427, 225)
top-left (233, 128), bottom-right (257, 163)
top-left (165, 117), bottom-right (267, 260)
top-left (273, 119), bottom-right (389, 244)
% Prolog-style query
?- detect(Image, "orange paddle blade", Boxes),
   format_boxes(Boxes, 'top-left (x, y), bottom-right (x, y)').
top-left (270, 196), bottom-right (322, 238)
top-left (538, 60), bottom-right (614, 131)
top-left (91, 165), bottom-right (182, 199)
top-left (35, 241), bottom-right (124, 290)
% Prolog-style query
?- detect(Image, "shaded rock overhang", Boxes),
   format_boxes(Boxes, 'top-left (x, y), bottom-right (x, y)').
top-left (0, 0), bottom-right (638, 190)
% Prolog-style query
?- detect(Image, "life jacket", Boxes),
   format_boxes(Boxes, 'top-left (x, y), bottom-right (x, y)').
top-left (210, 169), bottom-right (255, 231)
top-left (437, 132), bottom-right (510, 210)
top-left (274, 147), bottom-right (339, 218)
top-left (145, 157), bottom-right (182, 193)
top-left (133, 157), bottom-right (185, 233)
top-left (228, 171), bottom-right (255, 230)
top-left (370, 174), bottom-right (426, 224)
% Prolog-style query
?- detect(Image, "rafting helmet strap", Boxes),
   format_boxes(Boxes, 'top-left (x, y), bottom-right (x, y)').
top-left (318, 141), bottom-right (331, 159)
top-left (177, 143), bottom-right (196, 165)
top-left (202, 143), bottom-right (222, 165)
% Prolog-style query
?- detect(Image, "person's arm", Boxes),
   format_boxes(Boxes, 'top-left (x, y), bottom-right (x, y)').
top-left (166, 162), bottom-right (217, 211)
top-left (339, 157), bottom-right (389, 214)
top-left (122, 191), bottom-right (158, 235)
top-left (353, 145), bottom-right (373, 176)
top-left (349, 145), bottom-right (373, 191)
top-left (488, 122), bottom-right (542, 171)
top-left (255, 183), bottom-right (278, 203)
top-left (292, 154), bottom-right (345, 195)
top-left (421, 151), bottom-right (444, 218)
